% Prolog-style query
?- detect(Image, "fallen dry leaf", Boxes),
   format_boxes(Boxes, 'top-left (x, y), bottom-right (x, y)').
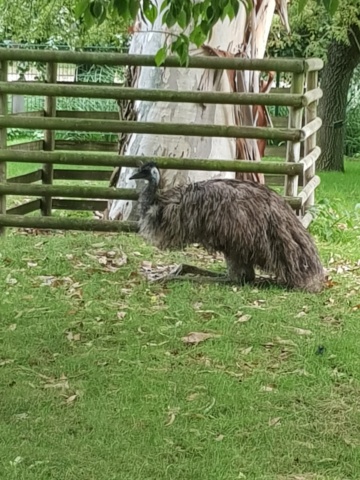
top-left (240, 346), bottom-right (253, 355)
top-left (38, 275), bottom-right (57, 287)
top-left (66, 331), bottom-right (81, 342)
top-left (66, 394), bottom-right (78, 405)
top-left (141, 260), bottom-right (152, 270)
top-left (215, 434), bottom-right (224, 441)
top-left (165, 414), bottom-right (176, 426)
top-left (321, 315), bottom-right (341, 327)
top-left (326, 279), bottom-right (339, 288)
top-left (6, 275), bottom-right (17, 285)
top-left (253, 299), bottom-right (266, 308)
top-left (13, 413), bottom-right (29, 420)
top-left (98, 256), bottom-right (108, 266)
top-left (164, 407), bottom-right (180, 427)
top-left (186, 392), bottom-right (201, 401)
top-left (325, 298), bottom-right (335, 307)
top-left (287, 327), bottom-right (313, 336)
top-left (44, 378), bottom-right (69, 391)
top-left (274, 337), bottom-right (297, 347)
top-left (291, 368), bottom-right (312, 377)
top-left (8, 324), bottom-right (17, 331)
top-left (193, 302), bottom-right (203, 310)
top-left (181, 332), bottom-right (221, 345)
top-left (117, 311), bottom-right (127, 320)
top-left (203, 397), bottom-right (216, 414)
top-left (235, 313), bottom-right (252, 324)
top-left (269, 417), bottom-right (281, 427)
top-left (260, 384), bottom-right (276, 392)
top-left (0, 359), bottom-right (14, 367)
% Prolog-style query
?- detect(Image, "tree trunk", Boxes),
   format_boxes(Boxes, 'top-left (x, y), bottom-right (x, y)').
top-left (318, 26), bottom-right (360, 172)
top-left (108, 0), bottom-right (289, 221)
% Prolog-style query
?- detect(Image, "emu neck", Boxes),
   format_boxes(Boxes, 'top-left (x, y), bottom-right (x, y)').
top-left (139, 178), bottom-right (158, 218)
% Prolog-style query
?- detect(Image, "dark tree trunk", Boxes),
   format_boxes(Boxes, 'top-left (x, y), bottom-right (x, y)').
top-left (318, 26), bottom-right (360, 171)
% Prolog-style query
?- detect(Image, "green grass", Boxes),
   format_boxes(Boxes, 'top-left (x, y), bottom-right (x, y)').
top-left (0, 161), bottom-right (360, 480)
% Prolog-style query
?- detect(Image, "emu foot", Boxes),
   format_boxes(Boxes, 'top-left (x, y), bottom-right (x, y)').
top-left (151, 263), bottom-right (226, 284)
top-left (252, 275), bottom-right (278, 289)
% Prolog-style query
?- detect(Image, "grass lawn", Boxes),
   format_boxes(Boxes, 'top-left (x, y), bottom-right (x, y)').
top-left (0, 160), bottom-right (360, 480)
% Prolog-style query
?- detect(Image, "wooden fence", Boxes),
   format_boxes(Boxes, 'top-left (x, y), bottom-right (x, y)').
top-left (0, 48), bottom-right (323, 234)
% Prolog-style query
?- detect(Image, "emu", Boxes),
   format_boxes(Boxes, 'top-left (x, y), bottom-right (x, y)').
top-left (130, 162), bottom-right (325, 293)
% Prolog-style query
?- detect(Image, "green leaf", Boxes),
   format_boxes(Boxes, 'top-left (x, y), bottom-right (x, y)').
top-left (144, 2), bottom-right (158, 24)
top-left (177, 10), bottom-right (187, 29)
top-left (192, 3), bottom-right (202, 23)
top-left (155, 46), bottom-right (167, 66)
top-left (129, 0), bottom-right (140, 19)
top-left (90, 1), bottom-right (104, 18)
top-left (163, 9), bottom-right (176, 27)
top-left (231, 0), bottom-right (240, 17)
top-left (75, 0), bottom-right (90, 18)
top-left (221, 2), bottom-right (235, 21)
top-left (83, 7), bottom-right (96, 28)
top-left (200, 20), bottom-right (210, 36)
top-left (206, 5), bottom-right (215, 21)
top-left (169, 1), bottom-right (181, 18)
top-left (178, 43), bottom-right (189, 67)
top-left (97, 7), bottom-right (108, 24)
top-left (189, 25), bottom-right (207, 47)
top-left (160, 0), bottom-right (169, 13)
top-left (183, 3), bottom-right (192, 25)
top-left (113, 0), bottom-right (129, 17)
top-left (171, 34), bottom-right (190, 66)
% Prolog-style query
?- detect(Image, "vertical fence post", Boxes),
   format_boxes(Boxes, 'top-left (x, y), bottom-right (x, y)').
top-left (0, 60), bottom-right (8, 236)
top-left (304, 70), bottom-right (318, 211)
top-left (285, 71), bottom-right (305, 201)
top-left (41, 62), bottom-right (57, 216)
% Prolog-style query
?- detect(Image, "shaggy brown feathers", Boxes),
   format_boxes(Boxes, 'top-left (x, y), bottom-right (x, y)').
top-left (131, 163), bottom-right (325, 293)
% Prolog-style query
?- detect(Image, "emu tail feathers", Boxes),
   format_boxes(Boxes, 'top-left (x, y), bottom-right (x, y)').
top-left (268, 207), bottom-right (325, 293)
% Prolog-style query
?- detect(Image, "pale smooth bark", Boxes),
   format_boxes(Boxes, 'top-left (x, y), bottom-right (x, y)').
top-left (108, 0), bottom-right (288, 221)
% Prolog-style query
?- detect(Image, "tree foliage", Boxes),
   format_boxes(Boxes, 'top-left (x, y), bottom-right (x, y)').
top-left (0, 0), bottom-right (128, 48)
top-left (268, 0), bottom-right (360, 61)
top-left (72, 0), bottom-right (341, 62)
top-left (0, 0), bottom-right (343, 62)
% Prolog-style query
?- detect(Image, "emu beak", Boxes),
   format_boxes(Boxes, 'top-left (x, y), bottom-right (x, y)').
top-left (129, 171), bottom-right (145, 180)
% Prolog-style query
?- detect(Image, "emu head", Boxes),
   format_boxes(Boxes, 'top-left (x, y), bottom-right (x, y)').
top-left (130, 162), bottom-right (161, 186)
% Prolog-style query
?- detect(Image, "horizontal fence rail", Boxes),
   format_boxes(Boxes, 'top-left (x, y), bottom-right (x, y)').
top-left (0, 116), bottom-right (303, 141)
top-left (0, 151), bottom-right (304, 175)
top-left (0, 183), bottom-right (302, 210)
top-left (0, 183), bottom-right (138, 201)
top-left (0, 214), bottom-right (138, 232)
top-left (0, 82), bottom-right (314, 107)
top-left (0, 48), bottom-right (323, 72)
top-left (52, 199), bottom-right (107, 211)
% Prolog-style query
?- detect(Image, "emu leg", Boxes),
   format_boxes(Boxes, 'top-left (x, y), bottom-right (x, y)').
top-left (225, 255), bottom-right (255, 284)
top-left (151, 263), bottom-right (226, 284)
